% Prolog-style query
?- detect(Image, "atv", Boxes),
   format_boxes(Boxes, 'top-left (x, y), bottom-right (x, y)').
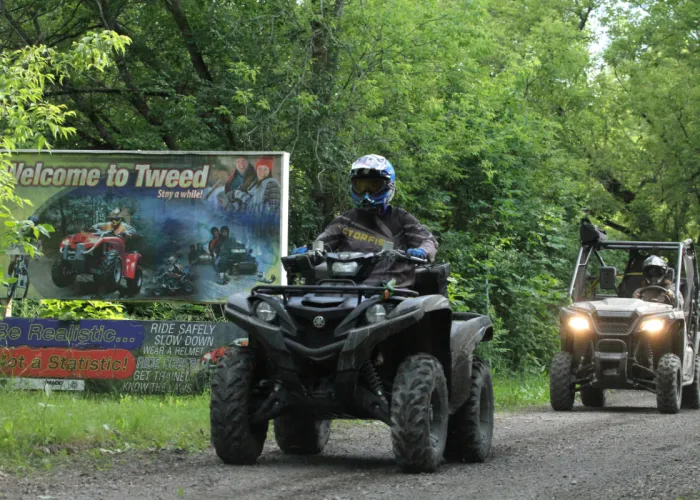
top-left (210, 241), bottom-right (495, 473)
top-left (550, 220), bottom-right (700, 414)
top-left (149, 265), bottom-right (195, 296)
top-left (51, 228), bottom-right (143, 296)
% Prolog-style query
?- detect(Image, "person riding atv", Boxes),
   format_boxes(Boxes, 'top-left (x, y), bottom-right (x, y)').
top-left (91, 208), bottom-right (135, 237)
top-left (633, 255), bottom-right (684, 308)
top-left (291, 154), bottom-right (438, 287)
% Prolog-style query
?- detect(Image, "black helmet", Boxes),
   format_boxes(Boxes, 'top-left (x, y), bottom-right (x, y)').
top-left (643, 255), bottom-right (668, 285)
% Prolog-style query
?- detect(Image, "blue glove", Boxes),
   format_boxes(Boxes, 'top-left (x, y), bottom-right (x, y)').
top-left (407, 248), bottom-right (427, 259)
top-left (291, 246), bottom-right (308, 255)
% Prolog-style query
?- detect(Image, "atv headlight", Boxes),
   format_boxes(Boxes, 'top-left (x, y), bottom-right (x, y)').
top-left (365, 304), bottom-right (387, 324)
top-left (254, 301), bottom-right (277, 322)
top-left (568, 316), bottom-right (590, 332)
top-left (640, 318), bottom-right (666, 334)
top-left (331, 261), bottom-right (359, 277)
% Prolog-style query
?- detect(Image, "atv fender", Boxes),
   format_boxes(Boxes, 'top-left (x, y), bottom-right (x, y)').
top-left (336, 294), bottom-right (453, 398)
top-left (124, 252), bottom-right (141, 280)
top-left (449, 313), bottom-right (494, 413)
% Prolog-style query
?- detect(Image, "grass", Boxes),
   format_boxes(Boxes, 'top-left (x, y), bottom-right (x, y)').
top-left (0, 374), bottom-right (549, 473)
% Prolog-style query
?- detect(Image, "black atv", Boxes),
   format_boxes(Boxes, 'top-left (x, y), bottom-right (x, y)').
top-left (550, 220), bottom-right (700, 414)
top-left (210, 241), bottom-right (495, 473)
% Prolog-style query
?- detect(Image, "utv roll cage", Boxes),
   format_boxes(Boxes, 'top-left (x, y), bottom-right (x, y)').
top-left (568, 240), bottom-right (699, 311)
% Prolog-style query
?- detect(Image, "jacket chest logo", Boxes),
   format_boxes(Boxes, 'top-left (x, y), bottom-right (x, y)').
top-left (341, 226), bottom-right (387, 246)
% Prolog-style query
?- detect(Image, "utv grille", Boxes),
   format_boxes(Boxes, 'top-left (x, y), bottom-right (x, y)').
top-left (594, 314), bottom-right (636, 335)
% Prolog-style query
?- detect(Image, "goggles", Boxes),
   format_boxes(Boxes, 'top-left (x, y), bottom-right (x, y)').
top-left (352, 177), bottom-right (388, 195)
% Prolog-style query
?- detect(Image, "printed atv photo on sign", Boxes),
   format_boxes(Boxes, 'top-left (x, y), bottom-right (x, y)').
top-left (210, 241), bottom-right (495, 474)
top-left (550, 219), bottom-right (700, 414)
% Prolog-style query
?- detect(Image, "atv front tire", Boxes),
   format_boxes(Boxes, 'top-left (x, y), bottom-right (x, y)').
top-left (444, 357), bottom-right (494, 463)
top-left (550, 352), bottom-right (575, 411)
top-left (390, 353), bottom-right (449, 473)
top-left (681, 356), bottom-right (700, 410)
top-left (580, 387), bottom-right (606, 408)
top-left (99, 251), bottom-right (121, 290)
top-left (273, 414), bottom-right (330, 455)
top-left (51, 260), bottom-right (74, 288)
top-left (210, 348), bottom-right (268, 464)
top-left (656, 353), bottom-right (682, 414)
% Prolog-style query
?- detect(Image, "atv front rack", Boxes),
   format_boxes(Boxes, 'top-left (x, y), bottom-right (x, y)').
top-left (251, 284), bottom-right (419, 300)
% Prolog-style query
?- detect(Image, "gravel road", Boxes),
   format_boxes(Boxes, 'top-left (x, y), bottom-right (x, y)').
top-left (3, 391), bottom-right (700, 500)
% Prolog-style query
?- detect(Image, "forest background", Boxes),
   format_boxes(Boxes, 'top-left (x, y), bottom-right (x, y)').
top-left (1, 0), bottom-right (697, 375)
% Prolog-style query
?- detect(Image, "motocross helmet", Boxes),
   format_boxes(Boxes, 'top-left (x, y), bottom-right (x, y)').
top-left (642, 255), bottom-right (668, 286)
top-left (168, 256), bottom-right (177, 264)
top-left (350, 154), bottom-right (396, 213)
top-left (108, 208), bottom-right (123, 228)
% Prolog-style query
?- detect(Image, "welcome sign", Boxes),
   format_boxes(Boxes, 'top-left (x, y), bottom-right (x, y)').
top-left (3, 150), bottom-right (289, 303)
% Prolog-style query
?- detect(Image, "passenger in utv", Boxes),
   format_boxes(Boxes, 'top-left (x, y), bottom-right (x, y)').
top-left (291, 154), bottom-right (438, 287)
top-left (633, 255), bottom-right (683, 307)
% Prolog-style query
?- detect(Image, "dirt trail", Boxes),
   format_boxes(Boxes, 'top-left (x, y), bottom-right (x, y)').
top-left (3, 391), bottom-right (700, 500)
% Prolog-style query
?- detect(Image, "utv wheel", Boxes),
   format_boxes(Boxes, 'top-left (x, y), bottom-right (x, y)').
top-left (656, 353), bottom-right (682, 414)
top-left (210, 348), bottom-right (268, 464)
top-left (390, 353), bottom-right (449, 473)
top-left (580, 387), bottom-right (606, 408)
top-left (125, 267), bottom-right (142, 296)
top-left (273, 414), bottom-right (330, 455)
top-left (51, 260), bottom-right (74, 288)
top-left (444, 357), bottom-right (494, 463)
top-left (550, 352), bottom-right (575, 411)
top-left (682, 356), bottom-right (700, 410)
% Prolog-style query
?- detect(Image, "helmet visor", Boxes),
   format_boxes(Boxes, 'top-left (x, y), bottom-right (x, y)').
top-left (352, 177), bottom-right (387, 195)
top-left (645, 266), bottom-right (665, 282)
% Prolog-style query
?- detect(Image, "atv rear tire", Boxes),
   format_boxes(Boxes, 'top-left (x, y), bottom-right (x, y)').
top-left (580, 387), bottom-right (606, 408)
top-left (210, 348), bottom-right (268, 464)
top-left (51, 260), bottom-right (74, 288)
top-left (444, 357), bottom-right (494, 463)
top-left (550, 352), bottom-right (575, 411)
top-left (656, 353), bottom-right (682, 414)
top-left (682, 356), bottom-right (700, 409)
top-left (390, 353), bottom-right (449, 473)
top-left (125, 267), bottom-right (142, 297)
top-left (273, 415), bottom-right (330, 455)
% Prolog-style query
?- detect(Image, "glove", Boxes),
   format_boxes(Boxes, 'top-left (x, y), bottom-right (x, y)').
top-left (407, 248), bottom-right (427, 259)
top-left (291, 246), bottom-right (308, 255)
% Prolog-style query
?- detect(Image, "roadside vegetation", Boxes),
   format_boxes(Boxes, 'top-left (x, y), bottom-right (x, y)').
top-left (0, 374), bottom-right (549, 473)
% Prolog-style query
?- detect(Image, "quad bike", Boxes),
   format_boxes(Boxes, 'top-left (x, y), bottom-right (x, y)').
top-left (149, 266), bottom-right (195, 296)
top-left (210, 241), bottom-right (495, 473)
top-left (550, 219), bottom-right (700, 414)
top-left (51, 229), bottom-right (143, 296)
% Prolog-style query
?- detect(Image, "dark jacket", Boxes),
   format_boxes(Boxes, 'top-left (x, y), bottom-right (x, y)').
top-left (315, 207), bottom-right (438, 287)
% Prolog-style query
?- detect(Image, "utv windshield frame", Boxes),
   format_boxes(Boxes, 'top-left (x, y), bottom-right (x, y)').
top-left (568, 240), bottom-right (699, 310)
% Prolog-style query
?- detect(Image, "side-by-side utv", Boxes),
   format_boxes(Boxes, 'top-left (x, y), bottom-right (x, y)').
top-left (550, 221), bottom-right (700, 414)
top-left (210, 241), bottom-right (495, 473)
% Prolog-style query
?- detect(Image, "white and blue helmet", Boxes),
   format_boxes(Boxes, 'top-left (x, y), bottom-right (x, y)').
top-left (350, 154), bottom-right (396, 212)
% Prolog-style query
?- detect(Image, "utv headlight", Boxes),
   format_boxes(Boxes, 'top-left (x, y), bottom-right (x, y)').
top-left (365, 304), bottom-right (387, 324)
top-left (640, 318), bottom-right (666, 334)
top-left (254, 301), bottom-right (277, 322)
top-left (568, 316), bottom-right (590, 332)
top-left (331, 261), bottom-right (359, 276)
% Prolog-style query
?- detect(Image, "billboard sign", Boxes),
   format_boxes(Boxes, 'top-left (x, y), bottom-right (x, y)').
top-left (0, 317), bottom-right (247, 394)
top-left (2, 150), bottom-right (289, 303)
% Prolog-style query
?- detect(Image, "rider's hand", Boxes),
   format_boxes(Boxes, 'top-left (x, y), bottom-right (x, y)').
top-left (291, 246), bottom-right (308, 255)
top-left (407, 248), bottom-right (427, 259)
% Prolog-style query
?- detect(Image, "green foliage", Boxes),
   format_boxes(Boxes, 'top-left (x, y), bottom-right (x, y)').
top-left (37, 300), bottom-right (125, 321)
top-left (1, 0), bottom-right (694, 372)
